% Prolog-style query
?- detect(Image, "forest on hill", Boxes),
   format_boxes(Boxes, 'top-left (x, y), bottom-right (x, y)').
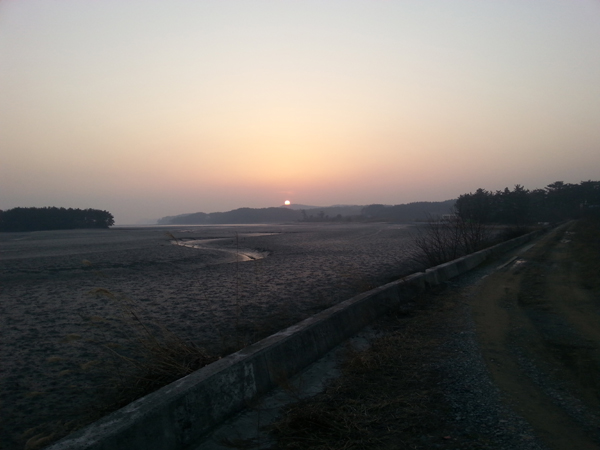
top-left (359, 200), bottom-right (456, 222)
top-left (157, 201), bottom-right (456, 225)
top-left (455, 180), bottom-right (600, 225)
top-left (0, 207), bottom-right (115, 232)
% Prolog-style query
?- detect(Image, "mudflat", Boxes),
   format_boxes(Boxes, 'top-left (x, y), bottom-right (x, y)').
top-left (0, 223), bottom-right (417, 449)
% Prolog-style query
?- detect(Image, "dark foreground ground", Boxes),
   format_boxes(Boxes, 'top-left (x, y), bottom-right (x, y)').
top-left (267, 218), bottom-right (600, 450)
top-left (0, 223), bottom-right (418, 450)
top-left (3, 220), bottom-right (598, 449)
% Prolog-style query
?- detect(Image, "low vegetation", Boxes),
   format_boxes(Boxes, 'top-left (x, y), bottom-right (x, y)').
top-left (571, 215), bottom-right (600, 291)
top-left (85, 288), bottom-right (216, 415)
top-left (0, 206), bottom-right (114, 232)
top-left (410, 180), bottom-right (600, 267)
top-left (270, 287), bottom-right (467, 450)
top-left (409, 215), bottom-right (496, 267)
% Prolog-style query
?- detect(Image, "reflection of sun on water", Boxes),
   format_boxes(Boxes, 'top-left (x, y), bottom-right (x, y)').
top-left (284, 200), bottom-right (291, 206)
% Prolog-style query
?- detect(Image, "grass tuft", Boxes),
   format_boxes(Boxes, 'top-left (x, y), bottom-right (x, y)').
top-left (79, 287), bottom-right (217, 420)
top-left (269, 289), bottom-right (465, 450)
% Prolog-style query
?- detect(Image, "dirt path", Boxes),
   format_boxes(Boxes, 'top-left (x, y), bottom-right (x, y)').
top-left (471, 221), bottom-right (600, 449)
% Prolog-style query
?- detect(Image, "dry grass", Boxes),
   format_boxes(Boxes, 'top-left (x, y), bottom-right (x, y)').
top-left (409, 217), bottom-right (535, 268)
top-left (572, 216), bottom-right (600, 291)
top-left (9, 283), bottom-right (215, 450)
top-left (268, 287), bottom-right (487, 450)
top-left (81, 287), bottom-right (217, 417)
top-left (37, 232), bottom-right (280, 445)
top-left (409, 216), bottom-right (494, 267)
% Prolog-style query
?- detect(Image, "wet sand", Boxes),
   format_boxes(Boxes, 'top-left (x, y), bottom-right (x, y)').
top-left (0, 223), bottom-right (418, 449)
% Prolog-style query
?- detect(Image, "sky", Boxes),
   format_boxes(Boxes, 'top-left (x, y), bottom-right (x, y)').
top-left (1, 0), bottom-right (600, 224)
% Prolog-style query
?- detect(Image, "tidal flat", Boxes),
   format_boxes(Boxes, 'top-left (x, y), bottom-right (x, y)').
top-left (0, 223), bottom-right (418, 448)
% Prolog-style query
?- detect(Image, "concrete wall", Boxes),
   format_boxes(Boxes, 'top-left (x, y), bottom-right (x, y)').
top-left (45, 228), bottom-right (545, 450)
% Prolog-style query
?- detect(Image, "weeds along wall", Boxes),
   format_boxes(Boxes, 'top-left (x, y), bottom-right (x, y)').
top-left (45, 228), bottom-right (547, 450)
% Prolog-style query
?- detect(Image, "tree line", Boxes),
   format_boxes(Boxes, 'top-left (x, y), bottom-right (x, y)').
top-left (411, 180), bottom-right (600, 268)
top-left (360, 200), bottom-right (456, 222)
top-left (0, 207), bottom-right (115, 232)
top-left (455, 180), bottom-right (600, 226)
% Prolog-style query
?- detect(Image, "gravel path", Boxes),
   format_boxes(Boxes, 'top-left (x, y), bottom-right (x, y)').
top-left (437, 272), bottom-right (548, 450)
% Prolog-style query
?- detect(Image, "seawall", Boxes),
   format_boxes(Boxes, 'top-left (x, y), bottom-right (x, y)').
top-left (45, 229), bottom-right (545, 450)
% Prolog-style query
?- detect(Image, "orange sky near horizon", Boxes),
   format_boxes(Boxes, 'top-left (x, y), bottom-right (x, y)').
top-left (2, 0), bottom-right (600, 223)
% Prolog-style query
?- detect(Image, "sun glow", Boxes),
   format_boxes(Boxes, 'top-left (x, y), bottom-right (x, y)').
top-left (284, 200), bottom-right (291, 206)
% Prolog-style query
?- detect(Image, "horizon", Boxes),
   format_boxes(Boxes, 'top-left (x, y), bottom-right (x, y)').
top-left (153, 198), bottom-right (457, 223)
top-left (2, 1), bottom-right (599, 225)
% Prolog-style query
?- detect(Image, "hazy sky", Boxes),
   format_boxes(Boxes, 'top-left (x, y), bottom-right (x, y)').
top-left (2, 0), bottom-right (600, 224)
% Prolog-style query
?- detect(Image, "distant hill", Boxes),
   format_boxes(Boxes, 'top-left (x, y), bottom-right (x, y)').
top-left (361, 200), bottom-right (456, 222)
top-left (157, 200), bottom-right (455, 225)
top-left (157, 207), bottom-right (300, 225)
top-left (298, 205), bottom-right (365, 221)
top-left (157, 212), bottom-right (209, 225)
top-left (282, 203), bottom-right (321, 210)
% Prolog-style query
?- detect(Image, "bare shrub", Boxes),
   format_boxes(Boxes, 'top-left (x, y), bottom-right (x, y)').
top-left (410, 215), bottom-right (493, 267)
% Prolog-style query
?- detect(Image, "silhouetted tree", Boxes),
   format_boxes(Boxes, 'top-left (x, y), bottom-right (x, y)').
top-left (455, 181), bottom-right (600, 225)
top-left (496, 185), bottom-right (529, 225)
top-left (455, 188), bottom-right (493, 224)
top-left (0, 207), bottom-right (114, 232)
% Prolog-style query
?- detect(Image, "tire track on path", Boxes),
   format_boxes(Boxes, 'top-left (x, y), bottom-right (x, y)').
top-left (471, 222), bottom-right (600, 450)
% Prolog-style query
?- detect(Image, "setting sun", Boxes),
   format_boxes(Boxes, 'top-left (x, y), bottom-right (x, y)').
top-left (284, 200), bottom-right (291, 206)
